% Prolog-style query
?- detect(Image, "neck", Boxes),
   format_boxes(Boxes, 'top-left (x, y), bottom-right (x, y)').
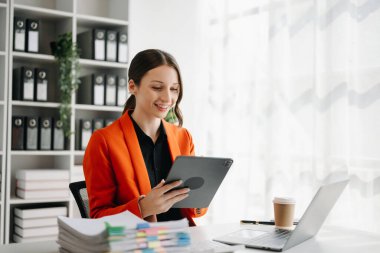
top-left (131, 108), bottom-right (161, 141)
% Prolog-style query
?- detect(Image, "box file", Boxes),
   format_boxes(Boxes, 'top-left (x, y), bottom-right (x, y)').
top-left (78, 74), bottom-right (105, 105)
top-left (79, 119), bottom-right (92, 150)
top-left (38, 117), bottom-right (52, 150)
top-left (13, 17), bottom-right (26, 51)
top-left (25, 116), bottom-right (38, 150)
top-left (105, 75), bottom-right (117, 105)
top-left (118, 32), bottom-right (128, 63)
top-left (26, 19), bottom-right (39, 53)
top-left (12, 116), bottom-right (25, 150)
top-left (13, 67), bottom-right (35, 101)
top-left (52, 119), bottom-right (65, 150)
top-left (106, 30), bottom-right (118, 61)
top-left (117, 76), bottom-right (128, 106)
top-left (34, 68), bottom-right (48, 101)
top-left (77, 29), bottom-right (106, 60)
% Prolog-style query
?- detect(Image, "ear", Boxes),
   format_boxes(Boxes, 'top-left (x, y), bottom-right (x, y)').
top-left (128, 80), bottom-right (137, 95)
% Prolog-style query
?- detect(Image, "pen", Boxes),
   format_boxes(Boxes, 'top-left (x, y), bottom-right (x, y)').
top-left (240, 220), bottom-right (298, 225)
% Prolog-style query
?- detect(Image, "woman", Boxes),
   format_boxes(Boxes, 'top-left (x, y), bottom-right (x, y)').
top-left (83, 49), bottom-right (207, 225)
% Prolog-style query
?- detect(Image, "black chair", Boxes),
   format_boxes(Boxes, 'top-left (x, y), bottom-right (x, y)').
top-left (69, 181), bottom-right (90, 218)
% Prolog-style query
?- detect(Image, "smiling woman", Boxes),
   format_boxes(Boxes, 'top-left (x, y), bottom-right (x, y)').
top-left (83, 49), bottom-right (207, 225)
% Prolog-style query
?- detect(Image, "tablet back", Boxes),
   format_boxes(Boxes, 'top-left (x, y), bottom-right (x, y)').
top-left (165, 156), bottom-right (233, 208)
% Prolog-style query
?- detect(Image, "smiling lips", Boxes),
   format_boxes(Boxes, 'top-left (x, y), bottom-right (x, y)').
top-left (155, 103), bottom-right (171, 112)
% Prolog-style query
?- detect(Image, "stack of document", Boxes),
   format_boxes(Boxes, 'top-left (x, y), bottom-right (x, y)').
top-left (14, 206), bottom-right (67, 243)
top-left (15, 169), bottom-right (70, 199)
top-left (57, 211), bottom-right (191, 253)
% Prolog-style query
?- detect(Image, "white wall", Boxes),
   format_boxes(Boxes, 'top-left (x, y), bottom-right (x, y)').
top-left (129, 0), bottom-right (208, 154)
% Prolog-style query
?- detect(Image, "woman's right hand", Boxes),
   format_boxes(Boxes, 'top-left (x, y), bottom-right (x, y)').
top-left (139, 179), bottom-right (189, 218)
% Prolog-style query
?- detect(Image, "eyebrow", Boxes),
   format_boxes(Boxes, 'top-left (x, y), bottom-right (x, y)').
top-left (150, 80), bottom-right (180, 86)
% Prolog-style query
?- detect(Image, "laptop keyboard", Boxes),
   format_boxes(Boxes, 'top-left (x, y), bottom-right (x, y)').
top-left (248, 229), bottom-right (292, 248)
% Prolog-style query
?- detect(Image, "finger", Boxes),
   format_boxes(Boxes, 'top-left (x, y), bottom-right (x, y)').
top-left (163, 187), bottom-right (190, 201)
top-left (158, 180), bottom-right (183, 194)
top-left (167, 193), bottom-right (189, 207)
top-left (153, 179), bottom-right (166, 189)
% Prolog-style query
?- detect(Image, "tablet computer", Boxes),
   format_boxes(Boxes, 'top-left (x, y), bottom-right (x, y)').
top-left (165, 156), bottom-right (233, 208)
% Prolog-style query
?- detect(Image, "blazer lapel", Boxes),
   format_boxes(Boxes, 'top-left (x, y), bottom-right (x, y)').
top-left (119, 112), bottom-right (151, 194)
top-left (162, 120), bottom-right (181, 162)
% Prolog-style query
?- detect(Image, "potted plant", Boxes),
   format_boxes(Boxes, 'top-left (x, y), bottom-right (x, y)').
top-left (50, 32), bottom-right (80, 138)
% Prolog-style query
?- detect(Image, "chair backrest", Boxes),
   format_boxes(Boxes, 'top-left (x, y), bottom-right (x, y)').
top-left (69, 181), bottom-right (90, 218)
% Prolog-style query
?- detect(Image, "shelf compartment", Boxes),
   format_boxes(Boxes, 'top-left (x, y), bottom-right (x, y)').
top-left (76, 0), bottom-right (128, 21)
top-left (11, 11), bottom-right (72, 55)
top-left (14, 0), bottom-right (73, 13)
top-left (12, 101), bottom-right (61, 108)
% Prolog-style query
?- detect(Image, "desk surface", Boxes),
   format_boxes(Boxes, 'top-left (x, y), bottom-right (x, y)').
top-left (1, 223), bottom-right (380, 252)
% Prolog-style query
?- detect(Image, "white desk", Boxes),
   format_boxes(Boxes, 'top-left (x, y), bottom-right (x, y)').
top-left (1, 223), bottom-right (379, 252)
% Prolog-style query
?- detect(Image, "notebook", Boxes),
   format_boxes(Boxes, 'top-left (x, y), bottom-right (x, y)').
top-left (214, 179), bottom-right (349, 252)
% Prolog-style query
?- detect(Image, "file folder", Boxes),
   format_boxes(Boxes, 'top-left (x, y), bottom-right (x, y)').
top-left (53, 119), bottom-right (65, 150)
top-left (106, 30), bottom-right (117, 62)
top-left (12, 116), bottom-right (25, 150)
top-left (78, 74), bottom-right (105, 105)
top-left (79, 119), bottom-right (92, 150)
top-left (93, 119), bottom-right (104, 132)
top-left (77, 29), bottom-right (106, 60)
top-left (26, 19), bottom-right (39, 53)
top-left (13, 17), bottom-right (26, 52)
top-left (13, 67), bottom-right (34, 101)
top-left (25, 117), bottom-right (38, 150)
top-left (117, 76), bottom-right (128, 106)
top-left (118, 32), bottom-right (128, 63)
top-left (34, 68), bottom-right (48, 101)
top-left (39, 117), bottom-right (52, 150)
top-left (105, 75), bottom-right (117, 106)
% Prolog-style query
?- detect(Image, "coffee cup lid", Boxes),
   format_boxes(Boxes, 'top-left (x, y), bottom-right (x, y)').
top-left (273, 197), bottom-right (296, 204)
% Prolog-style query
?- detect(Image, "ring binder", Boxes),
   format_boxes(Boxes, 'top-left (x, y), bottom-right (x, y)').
top-left (25, 117), bottom-right (38, 150)
top-left (12, 116), bottom-right (25, 150)
top-left (117, 76), bottom-right (128, 106)
top-left (105, 75), bottom-right (117, 106)
top-left (39, 117), bottom-right (52, 150)
top-left (79, 119), bottom-right (92, 150)
top-left (34, 68), bottom-right (48, 101)
top-left (26, 19), bottom-right (39, 53)
top-left (106, 30), bottom-right (118, 62)
top-left (13, 67), bottom-right (35, 101)
top-left (118, 32), bottom-right (128, 63)
top-left (13, 17), bottom-right (26, 52)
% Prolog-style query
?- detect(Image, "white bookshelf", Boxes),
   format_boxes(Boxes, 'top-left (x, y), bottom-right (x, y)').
top-left (3, 0), bottom-right (129, 244)
top-left (0, 0), bottom-right (9, 245)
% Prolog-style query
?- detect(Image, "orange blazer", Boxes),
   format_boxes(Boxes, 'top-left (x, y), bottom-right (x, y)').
top-left (83, 112), bottom-right (207, 225)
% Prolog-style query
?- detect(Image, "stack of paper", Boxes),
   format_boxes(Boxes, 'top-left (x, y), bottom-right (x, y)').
top-left (15, 169), bottom-right (70, 199)
top-left (57, 211), bottom-right (191, 253)
top-left (13, 206), bottom-right (67, 243)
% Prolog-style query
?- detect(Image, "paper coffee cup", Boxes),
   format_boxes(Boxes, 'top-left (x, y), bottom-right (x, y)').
top-left (273, 197), bottom-right (295, 229)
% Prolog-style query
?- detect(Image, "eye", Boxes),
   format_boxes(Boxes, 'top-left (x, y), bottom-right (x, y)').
top-left (152, 86), bottom-right (162, 91)
top-left (171, 88), bottom-right (179, 93)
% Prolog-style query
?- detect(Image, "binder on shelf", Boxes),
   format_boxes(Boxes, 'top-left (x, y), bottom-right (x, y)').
top-left (34, 68), bottom-right (48, 101)
top-left (105, 75), bottom-right (117, 106)
top-left (118, 32), bottom-right (128, 63)
top-left (25, 116), bottom-right (38, 150)
top-left (38, 117), bottom-right (52, 150)
top-left (26, 19), bottom-right (39, 53)
top-left (106, 30), bottom-right (117, 62)
top-left (78, 74), bottom-right (105, 105)
top-left (77, 29), bottom-right (106, 60)
top-left (93, 119), bottom-right (104, 132)
top-left (14, 206), bottom-right (67, 219)
top-left (79, 119), bottom-right (92, 150)
top-left (53, 119), bottom-right (65, 150)
top-left (13, 67), bottom-right (35, 101)
top-left (13, 17), bottom-right (26, 52)
top-left (117, 76), bottom-right (128, 106)
top-left (12, 116), bottom-right (25, 150)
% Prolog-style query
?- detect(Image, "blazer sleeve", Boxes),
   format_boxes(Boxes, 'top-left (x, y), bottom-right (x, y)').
top-left (83, 130), bottom-right (142, 218)
top-left (182, 129), bottom-right (208, 219)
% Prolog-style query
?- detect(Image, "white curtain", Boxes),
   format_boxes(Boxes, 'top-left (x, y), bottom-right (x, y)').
top-left (191, 0), bottom-right (380, 233)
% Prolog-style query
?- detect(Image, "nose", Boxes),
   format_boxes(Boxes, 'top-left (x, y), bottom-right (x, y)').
top-left (161, 87), bottom-right (171, 102)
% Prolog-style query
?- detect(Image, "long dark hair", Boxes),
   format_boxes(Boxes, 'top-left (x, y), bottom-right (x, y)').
top-left (123, 49), bottom-right (184, 126)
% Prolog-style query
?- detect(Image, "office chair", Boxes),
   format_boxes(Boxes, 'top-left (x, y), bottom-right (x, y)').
top-left (69, 181), bottom-right (90, 218)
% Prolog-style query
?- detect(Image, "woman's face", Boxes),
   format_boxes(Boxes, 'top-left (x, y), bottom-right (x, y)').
top-left (130, 65), bottom-right (180, 119)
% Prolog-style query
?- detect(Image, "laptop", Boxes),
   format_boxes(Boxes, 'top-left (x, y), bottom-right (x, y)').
top-left (165, 156), bottom-right (233, 208)
top-left (213, 179), bottom-right (349, 251)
